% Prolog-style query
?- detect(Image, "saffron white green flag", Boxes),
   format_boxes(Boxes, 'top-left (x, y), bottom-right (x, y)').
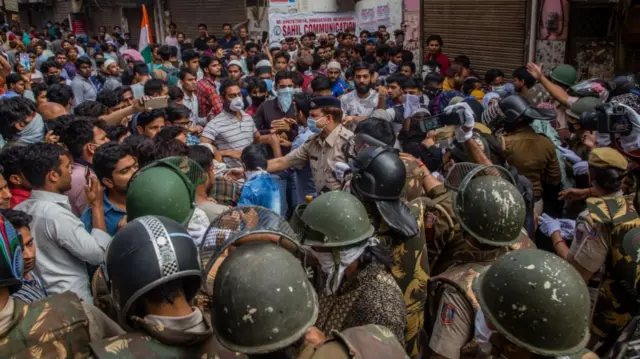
top-left (139, 4), bottom-right (153, 64)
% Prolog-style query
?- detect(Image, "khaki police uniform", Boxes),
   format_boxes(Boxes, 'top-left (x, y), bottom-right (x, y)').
top-left (284, 124), bottom-right (353, 192)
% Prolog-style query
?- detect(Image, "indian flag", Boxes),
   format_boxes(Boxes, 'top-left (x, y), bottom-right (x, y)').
top-left (139, 4), bottom-right (153, 64)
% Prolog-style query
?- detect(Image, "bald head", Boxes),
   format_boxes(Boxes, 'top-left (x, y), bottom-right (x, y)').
top-left (38, 102), bottom-right (67, 121)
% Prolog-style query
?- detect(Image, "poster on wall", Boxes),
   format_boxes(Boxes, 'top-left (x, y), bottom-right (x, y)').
top-left (403, 0), bottom-right (421, 70)
top-left (69, 13), bottom-right (88, 40)
top-left (358, 7), bottom-right (376, 32)
top-left (376, 5), bottom-right (391, 30)
top-left (268, 12), bottom-right (357, 44)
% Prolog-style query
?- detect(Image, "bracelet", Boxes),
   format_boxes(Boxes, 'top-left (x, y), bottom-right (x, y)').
top-left (553, 240), bottom-right (565, 248)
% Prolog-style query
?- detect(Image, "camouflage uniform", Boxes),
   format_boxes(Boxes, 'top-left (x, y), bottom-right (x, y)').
top-left (424, 232), bottom-right (535, 359)
top-left (298, 325), bottom-right (410, 359)
top-left (0, 291), bottom-right (124, 358)
top-left (90, 312), bottom-right (244, 359)
top-left (583, 194), bottom-right (640, 350)
top-left (604, 315), bottom-right (640, 359)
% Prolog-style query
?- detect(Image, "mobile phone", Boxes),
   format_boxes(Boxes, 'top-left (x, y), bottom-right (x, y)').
top-left (143, 96), bottom-right (168, 110)
top-left (85, 166), bottom-right (92, 190)
top-left (261, 31), bottom-right (268, 44)
top-left (19, 53), bottom-right (30, 72)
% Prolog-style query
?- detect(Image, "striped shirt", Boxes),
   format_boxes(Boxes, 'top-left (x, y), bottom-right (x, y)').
top-left (11, 272), bottom-right (47, 303)
top-left (201, 110), bottom-right (257, 151)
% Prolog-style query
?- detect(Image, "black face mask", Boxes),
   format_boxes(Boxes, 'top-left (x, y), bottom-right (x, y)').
top-left (424, 88), bottom-right (442, 100)
top-left (355, 83), bottom-right (371, 94)
top-left (251, 95), bottom-right (266, 106)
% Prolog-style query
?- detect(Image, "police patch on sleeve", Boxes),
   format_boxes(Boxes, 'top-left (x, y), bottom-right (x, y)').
top-left (440, 303), bottom-right (456, 325)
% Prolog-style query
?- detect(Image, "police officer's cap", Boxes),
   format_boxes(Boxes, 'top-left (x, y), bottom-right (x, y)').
top-left (309, 96), bottom-right (341, 109)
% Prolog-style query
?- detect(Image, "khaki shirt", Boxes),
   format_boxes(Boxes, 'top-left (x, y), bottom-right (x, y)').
top-left (428, 287), bottom-right (474, 359)
top-left (502, 127), bottom-right (561, 197)
top-left (284, 125), bottom-right (353, 192)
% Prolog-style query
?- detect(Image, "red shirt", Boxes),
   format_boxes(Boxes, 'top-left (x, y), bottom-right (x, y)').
top-left (196, 77), bottom-right (224, 119)
top-left (424, 52), bottom-right (451, 77)
top-left (10, 188), bottom-right (31, 208)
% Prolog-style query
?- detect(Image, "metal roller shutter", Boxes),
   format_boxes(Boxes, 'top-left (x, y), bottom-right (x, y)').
top-left (422, 0), bottom-right (527, 79)
top-left (53, 0), bottom-right (70, 22)
top-left (167, 0), bottom-right (247, 40)
top-left (88, 5), bottom-right (122, 37)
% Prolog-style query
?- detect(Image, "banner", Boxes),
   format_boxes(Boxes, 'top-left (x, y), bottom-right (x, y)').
top-left (269, 12), bottom-right (357, 44)
top-left (358, 8), bottom-right (376, 33)
top-left (376, 5), bottom-right (391, 30)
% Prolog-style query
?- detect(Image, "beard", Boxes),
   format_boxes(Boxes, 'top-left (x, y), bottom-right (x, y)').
top-left (356, 83), bottom-right (370, 94)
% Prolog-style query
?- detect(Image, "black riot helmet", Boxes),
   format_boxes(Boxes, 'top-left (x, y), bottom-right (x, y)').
top-left (610, 73), bottom-right (640, 98)
top-left (499, 94), bottom-right (555, 124)
top-left (352, 145), bottom-right (406, 200)
top-left (105, 215), bottom-right (202, 326)
top-left (351, 145), bottom-right (418, 238)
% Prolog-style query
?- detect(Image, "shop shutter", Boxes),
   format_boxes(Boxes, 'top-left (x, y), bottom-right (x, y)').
top-left (422, 0), bottom-right (527, 79)
top-left (167, 0), bottom-right (247, 41)
top-left (53, 0), bottom-right (69, 22)
top-left (88, 5), bottom-right (122, 37)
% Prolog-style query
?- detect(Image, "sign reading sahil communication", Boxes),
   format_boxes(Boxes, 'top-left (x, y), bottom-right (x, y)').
top-left (269, 12), bottom-right (358, 43)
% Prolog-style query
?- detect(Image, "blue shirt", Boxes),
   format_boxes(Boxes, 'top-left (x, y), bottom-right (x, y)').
top-left (331, 78), bottom-right (349, 97)
top-left (187, 133), bottom-right (200, 146)
top-left (218, 36), bottom-right (239, 50)
top-left (291, 126), bottom-right (316, 203)
top-left (238, 172), bottom-right (281, 215)
top-left (81, 193), bottom-right (126, 236)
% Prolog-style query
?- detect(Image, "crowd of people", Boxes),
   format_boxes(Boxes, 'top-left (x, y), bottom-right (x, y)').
top-left (0, 17), bottom-right (638, 359)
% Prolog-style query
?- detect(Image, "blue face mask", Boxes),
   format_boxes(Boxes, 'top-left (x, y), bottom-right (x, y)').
top-left (263, 79), bottom-right (273, 92)
top-left (19, 113), bottom-right (44, 144)
top-left (277, 87), bottom-right (294, 112)
top-left (308, 118), bottom-right (322, 133)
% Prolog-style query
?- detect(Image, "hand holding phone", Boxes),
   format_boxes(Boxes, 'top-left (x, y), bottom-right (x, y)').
top-left (143, 96), bottom-right (168, 110)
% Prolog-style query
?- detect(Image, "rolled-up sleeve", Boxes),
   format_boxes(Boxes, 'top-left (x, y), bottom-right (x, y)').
top-left (284, 142), bottom-right (310, 169)
top-left (47, 211), bottom-right (110, 266)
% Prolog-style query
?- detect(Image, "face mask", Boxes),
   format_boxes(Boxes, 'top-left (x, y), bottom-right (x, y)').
top-left (293, 88), bottom-right (302, 94)
top-left (229, 97), bottom-right (244, 112)
top-left (305, 240), bottom-right (372, 295)
top-left (277, 87), bottom-right (294, 112)
top-left (19, 113), bottom-right (44, 144)
top-left (348, 80), bottom-right (355, 88)
top-left (307, 117), bottom-right (323, 133)
top-left (263, 79), bottom-right (273, 92)
top-left (251, 95), bottom-right (265, 107)
top-left (388, 61), bottom-right (399, 74)
top-left (424, 88), bottom-right (442, 100)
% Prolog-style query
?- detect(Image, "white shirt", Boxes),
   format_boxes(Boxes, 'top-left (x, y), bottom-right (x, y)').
top-left (341, 89), bottom-right (379, 117)
top-left (15, 190), bottom-right (111, 303)
top-left (179, 83), bottom-right (207, 126)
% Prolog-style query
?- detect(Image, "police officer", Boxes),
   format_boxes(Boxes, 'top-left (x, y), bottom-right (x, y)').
top-left (89, 215), bottom-right (240, 358)
top-left (544, 147), bottom-right (638, 355)
top-left (226, 96), bottom-right (353, 193)
top-left (296, 191), bottom-right (408, 344)
top-left (473, 249), bottom-right (595, 359)
top-left (348, 143), bottom-right (426, 357)
top-left (498, 95), bottom-right (560, 215)
top-left (424, 164), bottom-right (535, 359)
top-left (0, 214), bottom-right (124, 358)
top-left (211, 241), bottom-right (409, 359)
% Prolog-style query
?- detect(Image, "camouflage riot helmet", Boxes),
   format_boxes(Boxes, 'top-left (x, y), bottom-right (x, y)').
top-left (448, 163), bottom-right (526, 246)
top-left (126, 157), bottom-right (207, 225)
top-left (298, 191), bottom-right (374, 248)
top-left (105, 216), bottom-right (202, 326)
top-left (550, 64), bottom-right (577, 87)
top-left (0, 215), bottom-right (23, 293)
top-left (212, 242), bottom-right (317, 354)
top-left (474, 249), bottom-right (590, 356)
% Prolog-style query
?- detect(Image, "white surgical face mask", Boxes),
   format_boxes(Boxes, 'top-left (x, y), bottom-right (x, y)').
top-left (229, 97), bottom-right (244, 112)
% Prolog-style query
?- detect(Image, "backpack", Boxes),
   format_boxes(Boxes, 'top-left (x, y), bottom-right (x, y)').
top-left (157, 65), bottom-right (179, 86)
